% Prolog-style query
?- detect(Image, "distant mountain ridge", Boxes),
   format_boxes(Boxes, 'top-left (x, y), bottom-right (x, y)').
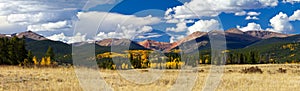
top-left (96, 38), bottom-right (148, 50)
top-left (166, 28), bottom-right (293, 52)
top-left (0, 28), bottom-right (297, 53)
top-left (225, 28), bottom-right (293, 39)
top-left (16, 31), bottom-right (48, 40)
top-left (138, 40), bottom-right (173, 51)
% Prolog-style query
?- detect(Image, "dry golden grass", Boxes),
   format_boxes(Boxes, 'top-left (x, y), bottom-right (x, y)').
top-left (1, 64), bottom-right (300, 91)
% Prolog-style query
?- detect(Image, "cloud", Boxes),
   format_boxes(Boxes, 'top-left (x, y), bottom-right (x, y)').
top-left (247, 11), bottom-right (261, 16)
top-left (235, 11), bottom-right (247, 16)
top-left (94, 25), bottom-right (155, 40)
top-left (46, 32), bottom-right (86, 44)
top-left (76, 11), bottom-right (161, 40)
top-left (245, 16), bottom-right (259, 20)
top-left (0, 0), bottom-right (117, 33)
top-left (7, 11), bottom-right (77, 25)
top-left (166, 21), bottom-right (187, 32)
top-left (237, 22), bottom-right (262, 31)
top-left (187, 19), bottom-right (221, 34)
top-left (289, 10), bottom-right (300, 21)
top-left (136, 34), bottom-right (163, 39)
top-left (282, 0), bottom-right (300, 4)
top-left (76, 11), bottom-right (160, 33)
top-left (245, 11), bottom-right (260, 20)
top-left (165, 0), bottom-right (278, 19)
top-left (170, 35), bottom-right (185, 43)
top-left (27, 21), bottom-right (72, 32)
top-left (0, 16), bottom-right (26, 33)
top-left (266, 12), bottom-right (293, 33)
top-left (83, 0), bottom-right (118, 10)
top-left (0, 0), bottom-right (86, 15)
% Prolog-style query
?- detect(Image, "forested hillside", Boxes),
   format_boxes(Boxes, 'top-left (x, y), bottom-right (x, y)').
top-left (0, 37), bottom-right (27, 65)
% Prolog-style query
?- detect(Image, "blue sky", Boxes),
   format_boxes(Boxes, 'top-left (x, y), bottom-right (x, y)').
top-left (0, 0), bottom-right (300, 43)
top-left (220, 2), bottom-right (300, 32)
top-left (91, 0), bottom-right (300, 33)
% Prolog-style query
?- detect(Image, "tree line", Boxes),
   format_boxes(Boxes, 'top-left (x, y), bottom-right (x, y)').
top-left (0, 37), bottom-right (56, 66)
top-left (0, 37), bottom-right (27, 65)
top-left (96, 48), bottom-right (300, 69)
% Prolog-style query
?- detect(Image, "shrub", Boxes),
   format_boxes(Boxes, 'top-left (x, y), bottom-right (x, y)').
top-left (241, 66), bottom-right (263, 74)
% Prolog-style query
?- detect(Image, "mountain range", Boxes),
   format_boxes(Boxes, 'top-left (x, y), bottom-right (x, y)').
top-left (0, 28), bottom-right (297, 59)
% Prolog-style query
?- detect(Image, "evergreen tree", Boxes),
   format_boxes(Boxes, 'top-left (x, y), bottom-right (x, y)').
top-left (45, 46), bottom-right (55, 61)
top-left (0, 37), bottom-right (28, 65)
top-left (27, 51), bottom-right (34, 64)
top-left (17, 37), bottom-right (28, 64)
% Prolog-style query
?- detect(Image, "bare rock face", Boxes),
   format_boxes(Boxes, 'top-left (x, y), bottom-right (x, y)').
top-left (83, 28), bottom-right (295, 52)
top-left (167, 31), bottom-right (208, 51)
top-left (138, 40), bottom-right (173, 51)
top-left (225, 28), bottom-right (244, 34)
top-left (95, 38), bottom-right (147, 50)
top-left (244, 31), bottom-right (293, 39)
top-left (0, 34), bottom-right (6, 38)
top-left (16, 31), bottom-right (48, 40)
top-left (177, 31), bottom-right (208, 44)
top-left (96, 38), bottom-right (132, 46)
top-left (225, 28), bottom-right (292, 39)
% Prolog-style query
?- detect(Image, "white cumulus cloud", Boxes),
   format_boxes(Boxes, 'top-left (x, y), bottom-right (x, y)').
top-left (247, 11), bottom-right (261, 16)
top-left (27, 21), bottom-right (71, 32)
top-left (46, 32), bottom-right (86, 44)
top-left (282, 0), bottom-right (300, 4)
top-left (166, 21), bottom-right (187, 32)
top-left (289, 10), bottom-right (300, 21)
top-left (246, 16), bottom-right (260, 20)
top-left (237, 22), bottom-right (263, 31)
top-left (76, 11), bottom-right (161, 40)
top-left (266, 12), bottom-right (293, 33)
top-left (0, 0), bottom-right (117, 33)
top-left (235, 11), bottom-right (247, 16)
top-left (0, 16), bottom-right (26, 33)
top-left (187, 19), bottom-right (221, 34)
top-left (165, 0), bottom-right (278, 19)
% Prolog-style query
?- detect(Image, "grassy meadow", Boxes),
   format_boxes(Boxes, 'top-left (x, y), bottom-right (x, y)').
top-left (1, 64), bottom-right (300, 91)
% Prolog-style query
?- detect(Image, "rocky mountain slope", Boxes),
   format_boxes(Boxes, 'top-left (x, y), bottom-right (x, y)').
top-left (1, 28), bottom-right (297, 53)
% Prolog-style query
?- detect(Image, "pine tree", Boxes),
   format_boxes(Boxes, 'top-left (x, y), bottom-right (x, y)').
top-left (45, 46), bottom-right (55, 61)
top-left (17, 37), bottom-right (28, 64)
top-left (0, 37), bottom-right (28, 65)
top-left (27, 51), bottom-right (34, 64)
top-left (0, 38), bottom-right (4, 64)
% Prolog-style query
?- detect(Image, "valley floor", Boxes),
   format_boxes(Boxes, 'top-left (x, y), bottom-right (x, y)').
top-left (1, 64), bottom-right (300, 91)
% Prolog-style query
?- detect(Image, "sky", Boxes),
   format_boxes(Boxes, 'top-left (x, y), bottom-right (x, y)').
top-left (0, 0), bottom-right (300, 43)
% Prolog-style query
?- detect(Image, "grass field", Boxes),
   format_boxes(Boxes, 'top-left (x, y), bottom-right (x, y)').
top-left (1, 64), bottom-right (300, 91)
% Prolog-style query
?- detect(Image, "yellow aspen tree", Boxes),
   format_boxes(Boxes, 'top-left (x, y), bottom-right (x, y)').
top-left (40, 57), bottom-right (46, 66)
top-left (33, 56), bottom-right (38, 65)
top-left (171, 62), bottom-right (176, 69)
top-left (121, 63), bottom-right (127, 70)
top-left (46, 57), bottom-right (51, 66)
top-left (199, 59), bottom-right (203, 64)
top-left (205, 58), bottom-right (209, 64)
top-left (112, 64), bottom-right (116, 70)
top-left (141, 51), bottom-right (149, 68)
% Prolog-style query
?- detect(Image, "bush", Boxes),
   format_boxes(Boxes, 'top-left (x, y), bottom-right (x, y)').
top-left (241, 66), bottom-right (263, 74)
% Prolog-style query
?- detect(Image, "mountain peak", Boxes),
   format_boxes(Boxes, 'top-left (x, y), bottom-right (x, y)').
top-left (138, 39), bottom-right (172, 51)
top-left (225, 28), bottom-right (244, 34)
top-left (244, 30), bottom-right (293, 39)
top-left (16, 31), bottom-right (48, 40)
top-left (0, 34), bottom-right (6, 38)
top-left (96, 38), bottom-right (134, 46)
top-left (177, 31), bottom-right (208, 44)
